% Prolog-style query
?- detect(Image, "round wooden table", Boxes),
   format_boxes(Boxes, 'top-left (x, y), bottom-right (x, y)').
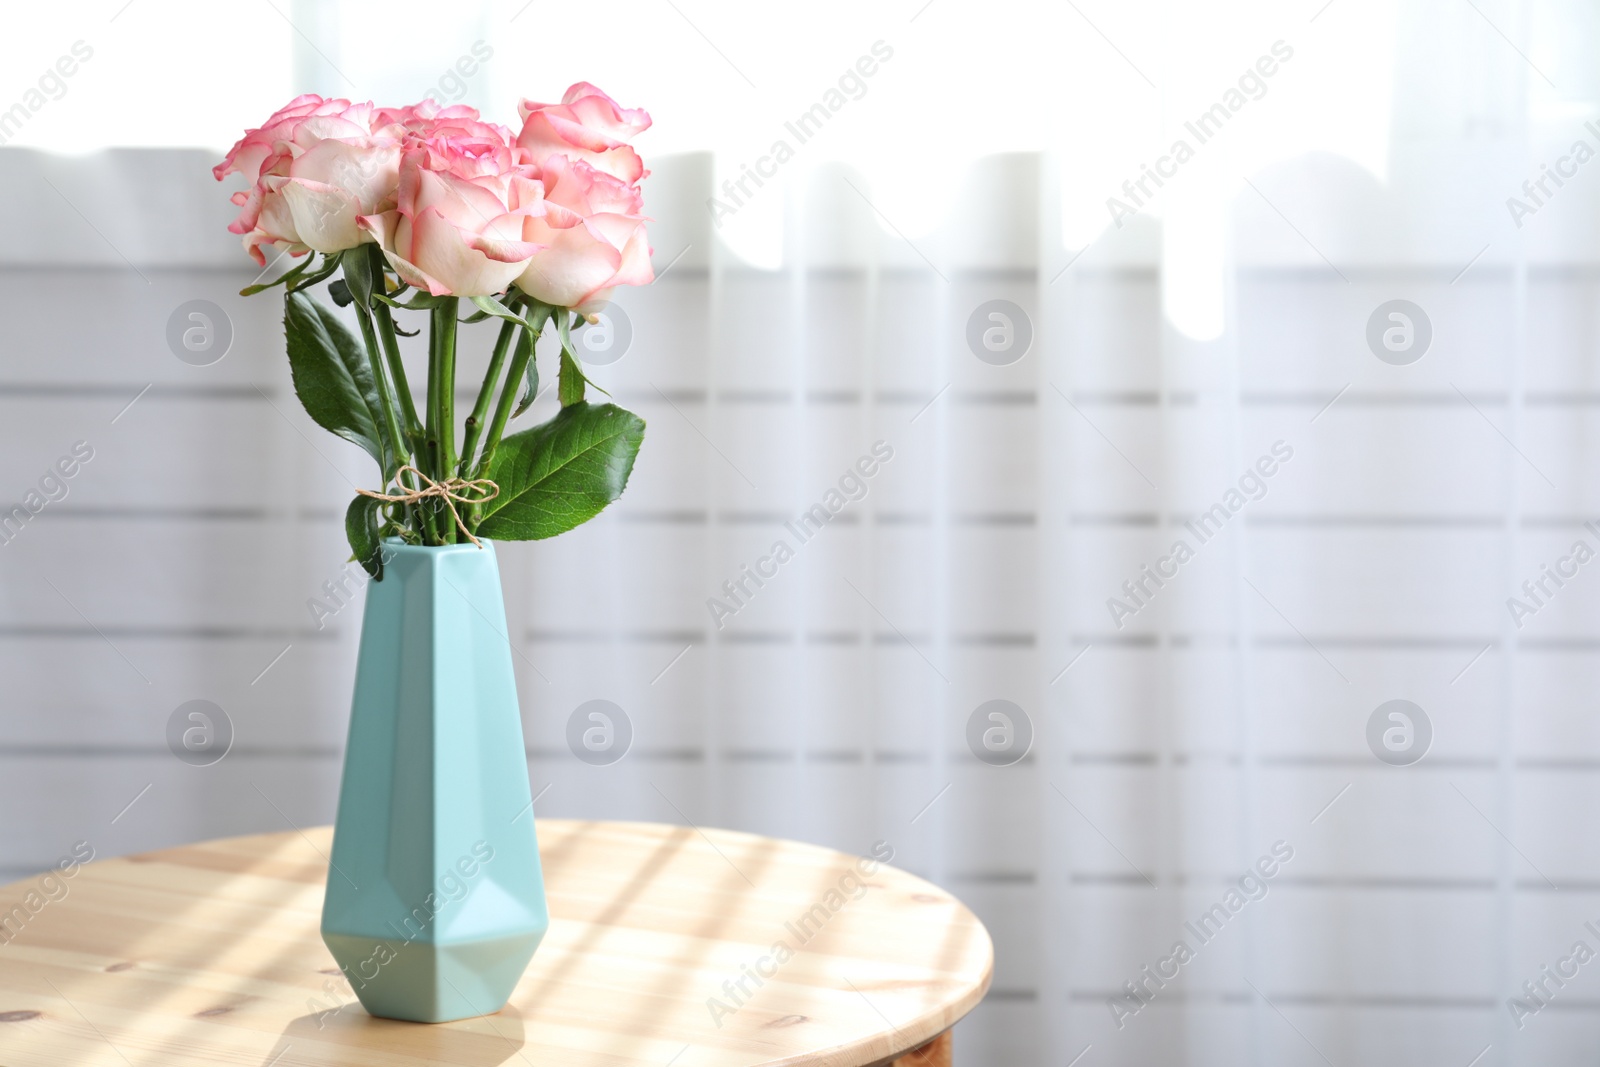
top-left (0, 821), bottom-right (992, 1066)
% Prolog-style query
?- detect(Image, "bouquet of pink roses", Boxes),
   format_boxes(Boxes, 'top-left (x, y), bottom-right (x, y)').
top-left (215, 84), bottom-right (653, 574)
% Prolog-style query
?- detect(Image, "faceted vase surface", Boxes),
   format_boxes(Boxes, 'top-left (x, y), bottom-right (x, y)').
top-left (321, 539), bottom-right (547, 1023)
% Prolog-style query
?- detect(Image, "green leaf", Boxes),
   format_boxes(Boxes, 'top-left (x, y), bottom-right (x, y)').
top-left (284, 290), bottom-right (386, 471)
top-left (556, 313), bottom-right (584, 406)
top-left (328, 279), bottom-right (353, 307)
top-left (555, 311), bottom-right (609, 407)
top-left (375, 290), bottom-right (447, 311)
top-left (240, 253), bottom-right (314, 296)
top-left (346, 495), bottom-right (384, 579)
top-left (286, 251), bottom-right (344, 293)
top-left (469, 293), bottom-right (535, 329)
top-left (523, 299), bottom-right (557, 326)
top-left (511, 326), bottom-right (539, 419)
top-left (557, 348), bottom-right (586, 407)
top-left (476, 402), bottom-right (645, 541)
top-left (342, 249), bottom-right (375, 308)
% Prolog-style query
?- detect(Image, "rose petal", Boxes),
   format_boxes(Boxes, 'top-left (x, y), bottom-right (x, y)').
top-left (278, 178), bottom-right (364, 253)
top-left (512, 217), bottom-right (625, 308)
top-left (409, 206), bottom-right (533, 297)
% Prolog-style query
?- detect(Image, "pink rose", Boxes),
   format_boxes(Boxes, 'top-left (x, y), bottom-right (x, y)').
top-left (359, 137), bottom-right (546, 297)
top-left (215, 95), bottom-right (397, 265)
top-left (373, 100), bottom-right (516, 146)
top-left (512, 154), bottom-right (652, 313)
top-left (215, 95), bottom-right (372, 186)
top-left (217, 89), bottom-right (655, 304)
top-left (516, 83), bottom-right (651, 185)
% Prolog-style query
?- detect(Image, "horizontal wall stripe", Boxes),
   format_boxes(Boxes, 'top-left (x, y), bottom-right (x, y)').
top-left (0, 625), bottom-right (336, 640)
top-left (18, 383), bottom-right (1600, 410)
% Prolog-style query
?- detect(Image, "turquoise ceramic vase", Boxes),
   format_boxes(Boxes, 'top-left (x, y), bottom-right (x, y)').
top-left (321, 539), bottom-right (547, 1023)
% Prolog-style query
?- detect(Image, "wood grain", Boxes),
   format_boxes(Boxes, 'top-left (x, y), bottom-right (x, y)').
top-left (885, 1031), bottom-right (951, 1067)
top-left (0, 820), bottom-right (991, 1066)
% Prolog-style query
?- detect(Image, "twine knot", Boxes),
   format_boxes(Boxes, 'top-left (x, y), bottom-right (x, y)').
top-left (357, 465), bottom-right (499, 547)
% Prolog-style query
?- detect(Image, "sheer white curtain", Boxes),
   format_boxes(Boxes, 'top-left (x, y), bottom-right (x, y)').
top-left (1, 1), bottom-right (1596, 1065)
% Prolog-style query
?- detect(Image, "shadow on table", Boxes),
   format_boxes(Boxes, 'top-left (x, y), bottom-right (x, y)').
top-left (259, 1002), bottom-right (528, 1066)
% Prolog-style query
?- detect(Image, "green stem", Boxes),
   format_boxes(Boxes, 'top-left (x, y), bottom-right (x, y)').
top-left (422, 307), bottom-right (443, 543)
top-left (368, 252), bottom-right (422, 446)
top-left (361, 247), bottom-right (437, 543)
top-left (372, 295), bottom-right (439, 541)
top-left (460, 304), bottom-right (521, 480)
top-left (473, 318), bottom-right (538, 483)
top-left (433, 299), bottom-right (460, 476)
top-left (429, 298), bottom-right (461, 543)
top-left (353, 300), bottom-right (407, 479)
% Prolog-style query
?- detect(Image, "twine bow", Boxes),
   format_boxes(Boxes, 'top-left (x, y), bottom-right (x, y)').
top-left (358, 465), bottom-right (500, 547)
